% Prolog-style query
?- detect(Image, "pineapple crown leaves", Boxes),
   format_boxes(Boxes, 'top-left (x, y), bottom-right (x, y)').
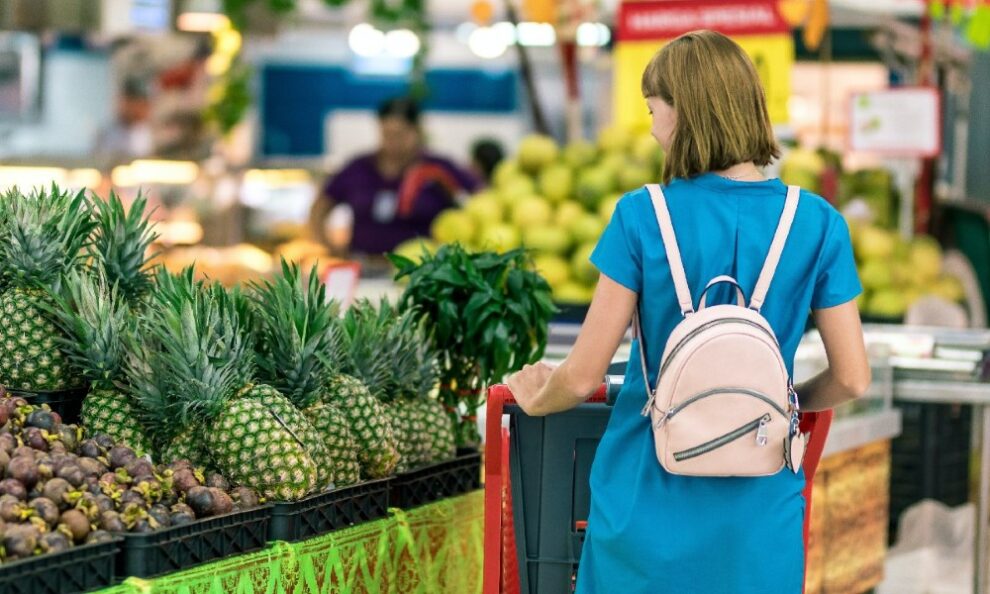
top-left (89, 191), bottom-right (159, 305)
top-left (0, 184), bottom-right (97, 290)
top-left (338, 299), bottom-right (439, 403)
top-left (129, 270), bottom-right (252, 433)
top-left (249, 260), bottom-right (342, 409)
top-left (40, 270), bottom-right (134, 388)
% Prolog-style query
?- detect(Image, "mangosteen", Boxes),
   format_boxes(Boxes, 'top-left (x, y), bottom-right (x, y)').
top-left (49, 441), bottom-right (68, 455)
top-left (78, 457), bottom-right (107, 479)
top-left (56, 463), bottom-right (85, 488)
top-left (186, 486), bottom-right (233, 518)
top-left (99, 510), bottom-right (126, 533)
top-left (59, 509), bottom-right (90, 543)
top-left (85, 477), bottom-right (101, 493)
top-left (49, 411), bottom-right (62, 425)
top-left (0, 478), bottom-right (26, 501)
top-left (93, 434), bottom-right (115, 450)
top-left (28, 498), bottom-right (60, 527)
top-left (25, 410), bottom-right (56, 432)
top-left (85, 529), bottom-right (113, 544)
top-left (108, 446), bottom-right (136, 470)
top-left (12, 446), bottom-right (36, 459)
top-left (22, 427), bottom-right (49, 452)
top-left (172, 468), bottom-right (201, 493)
top-left (0, 497), bottom-right (26, 522)
top-left (0, 434), bottom-right (15, 455)
top-left (171, 509), bottom-right (195, 525)
top-left (39, 530), bottom-right (71, 554)
top-left (3, 523), bottom-right (40, 558)
top-left (204, 473), bottom-right (230, 491)
top-left (42, 478), bottom-right (73, 507)
top-left (5, 457), bottom-right (38, 490)
top-left (78, 440), bottom-right (103, 460)
top-left (120, 490), bottom-right (145, 507)
top-left (149, 505), bottom-right (171, 528)
top-left (0, 450), bottom-right (9, 471)
top-left (230, 487), bottom-right (260, 509)
top-left (93, 494), bottom-right (114, 514)
top-left (131, 518), bottom-right (156, 534)
top-left (125, 458), bottom-right (154, 481)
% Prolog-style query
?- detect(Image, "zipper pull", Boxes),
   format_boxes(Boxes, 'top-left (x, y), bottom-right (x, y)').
top-left (756, 416), bottom-right (770, 446)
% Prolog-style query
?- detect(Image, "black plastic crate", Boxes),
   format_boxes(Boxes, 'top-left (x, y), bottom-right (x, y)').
top-left (7, 386), bottom-right (87, 425)
top-left (270, 478), bottom-right (390, 542)
top-left (0, 538), bottom-right (120, 594)
top-left (889, 401), bottom-right (972, 542)
top-left (118, 504), bottom-right (272, 578)
top-left (390, 449), bottom-right (482, 509)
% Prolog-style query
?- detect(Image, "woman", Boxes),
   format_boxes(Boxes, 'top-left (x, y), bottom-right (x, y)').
top-left (507, 31), bottom-right (871, 593)
top-left (308, 97), bottom-right (480, 256)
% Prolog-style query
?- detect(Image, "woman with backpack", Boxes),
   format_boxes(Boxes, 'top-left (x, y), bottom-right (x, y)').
top-left (507, 30), bottom-right (871, 593)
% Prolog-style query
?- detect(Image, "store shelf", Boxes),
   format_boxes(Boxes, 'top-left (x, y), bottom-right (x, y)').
top-left (894, 379), bottom-right (990, 405)
top-left (823, 409), bottom-right (903, 458)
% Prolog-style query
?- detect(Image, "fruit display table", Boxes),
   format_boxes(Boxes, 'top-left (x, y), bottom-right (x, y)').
top-left (88, 491), bottom-right (483, 594)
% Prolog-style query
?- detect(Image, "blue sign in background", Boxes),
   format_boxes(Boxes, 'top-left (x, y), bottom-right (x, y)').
top-left (260, 64), bottom-right (519, 157)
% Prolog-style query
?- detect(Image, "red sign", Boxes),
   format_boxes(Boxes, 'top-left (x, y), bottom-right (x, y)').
top-left (617, 0), bottom-right (789, 41)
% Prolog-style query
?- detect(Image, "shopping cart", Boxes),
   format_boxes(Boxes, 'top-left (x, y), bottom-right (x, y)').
top-left (483, 380), bottom-right (834, 594)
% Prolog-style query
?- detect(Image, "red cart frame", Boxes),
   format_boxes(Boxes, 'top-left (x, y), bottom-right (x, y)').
top-left (483, 383), bottom-right (833, 594)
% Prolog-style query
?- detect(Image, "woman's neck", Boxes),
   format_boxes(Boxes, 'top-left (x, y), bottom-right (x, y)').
top-left (714, 162), bottom-right (766, 182)
top-left (378, 152), bottom-right (418, 179)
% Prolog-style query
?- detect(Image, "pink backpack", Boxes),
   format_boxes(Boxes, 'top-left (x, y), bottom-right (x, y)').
top-left (636, 184), bottom-right (805, 477)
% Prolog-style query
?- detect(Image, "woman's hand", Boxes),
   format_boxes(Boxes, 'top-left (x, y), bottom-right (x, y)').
top-left (507, 362), bottom-right (556, 416)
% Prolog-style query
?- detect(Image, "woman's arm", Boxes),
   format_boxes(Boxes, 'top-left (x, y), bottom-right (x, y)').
top-left (796, 301), bottom-right (871, 411)
top-left (308, 193), bottom-right (334, 248)
top-left (507, 274), bottom-right (637, 416)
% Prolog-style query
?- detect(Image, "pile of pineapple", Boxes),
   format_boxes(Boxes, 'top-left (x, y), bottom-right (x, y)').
top-left (0, 185), bottom-right (456, 503)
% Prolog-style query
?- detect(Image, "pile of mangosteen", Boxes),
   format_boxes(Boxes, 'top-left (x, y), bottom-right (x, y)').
top-left (0, 392), bottom-right (262, 563)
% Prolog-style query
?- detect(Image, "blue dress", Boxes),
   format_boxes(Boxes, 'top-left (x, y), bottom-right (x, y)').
top-left (579, 173), bottom-right (862, 594)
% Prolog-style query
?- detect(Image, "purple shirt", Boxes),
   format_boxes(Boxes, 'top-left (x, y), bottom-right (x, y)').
top-left (324, 152), bottom-right (480, 255)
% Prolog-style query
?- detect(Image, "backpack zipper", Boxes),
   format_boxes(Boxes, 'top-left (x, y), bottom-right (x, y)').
top-left (664, 387), bottom-right (787, 420)
top-left (672, 414), bottom-right (772, 462)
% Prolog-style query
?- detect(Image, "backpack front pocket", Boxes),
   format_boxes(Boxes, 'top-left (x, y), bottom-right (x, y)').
top-left (672, 414), bottom-right (770, 462)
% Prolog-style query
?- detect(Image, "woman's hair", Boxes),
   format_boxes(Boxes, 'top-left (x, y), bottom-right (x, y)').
top-left (641, 30), bottom-right (780, 183)
top-left (377, 96), bottom-right (421, 127)
top-left (471, 138), bottom-right (505, 182)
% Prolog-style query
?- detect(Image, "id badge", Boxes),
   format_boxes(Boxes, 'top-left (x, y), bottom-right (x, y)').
top-left (372, 190), bottom-right (398, 223)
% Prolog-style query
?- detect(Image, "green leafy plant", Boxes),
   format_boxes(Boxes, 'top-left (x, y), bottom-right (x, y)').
top-left (389, 244), bottom-right (556, 445)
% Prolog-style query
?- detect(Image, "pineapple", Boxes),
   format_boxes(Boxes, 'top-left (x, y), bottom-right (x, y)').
top-left (43, 270), bottom-right (152, 454)
top-left (340, 301), bottom-right (435, 473)
top-left (128, 271), bottom-right (321, 500)
top-left (324, 373), bottom-right (399, 478)
top-left (53, 192), bottom-right (158, 452)
top-left (0, 186), bottom-right (95, 392)
top-left (251, 262), bottom-right (360, 487)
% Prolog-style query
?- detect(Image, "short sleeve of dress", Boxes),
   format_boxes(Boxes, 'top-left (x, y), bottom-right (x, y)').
top-left (811, 212), bottom-right (862, 309)
top-left (590, 195), bottom-right (642, 293)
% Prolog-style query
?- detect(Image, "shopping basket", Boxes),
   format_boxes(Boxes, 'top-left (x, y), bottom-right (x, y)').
top-left (483, 380), bottom-right (833, 594)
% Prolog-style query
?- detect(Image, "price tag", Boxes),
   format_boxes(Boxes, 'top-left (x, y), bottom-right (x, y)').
top-left (850, 87), bottom-right (941, 157)
top-left (322, 261), bottom-right (361, 308)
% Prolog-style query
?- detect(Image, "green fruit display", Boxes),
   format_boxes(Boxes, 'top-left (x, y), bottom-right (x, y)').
top-left (867, 290), bottom-right (909, 318)
top-left (464, 192), bottom-right (504, 225)
top-left (477, 224), bottom-right (521, 252)
top-left (393, 238), bottom-right (438, 265)
top-left (499, 176), bottom-right (537, 205)
top-left (858, 259), bottom-right (894, 291)
top-left (518, 134), bottom-right (559, 174)
top-left (539, 164), bottom-right (574, 204)
top-left (493, 160), bottom-right (522, 188)
top-left (524, 226), bottom-right (571, 255)
top-left (909, 236), bottom-right (943, 281)
top-left (556, 202), bottom-right (585, 228)
top-left (571, 243), bottom-right (599, 285)
top-left (532, 255), bottom-right (571, 288)
top-left (631, 133), bottom-right (662, 166)
top-left (930, 276), bottom-right (965, 302)
top-left (599, 194), bottom-right (621, 222)
top-left (855, 226), bottom-right (898, 261)
top-left (511, 196), bottom-right (553, 229)
top-left (555, 281), bottom-right (595, 304)
top-left (570, 214), bottom-right (606, 245)
top-left (576, 167), bottom-right (616, 209)
top-left (598, 125), bottom-right (632, 153)
top-left (618, 164), bottom-right (654, 192)
top-left (431, 210), bottom-right (475, 245)
top-left (563, 140), bottom-right (598, 169)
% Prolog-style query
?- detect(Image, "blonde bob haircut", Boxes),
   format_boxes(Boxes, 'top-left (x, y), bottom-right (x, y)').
top-left (642, 30), bottom-right (781, 184)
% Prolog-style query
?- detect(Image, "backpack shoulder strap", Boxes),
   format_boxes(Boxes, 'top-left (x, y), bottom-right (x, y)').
top-left (645, 184), bottom-right (694, 316)
top-left (749, 185), bottom-right (800, 312)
